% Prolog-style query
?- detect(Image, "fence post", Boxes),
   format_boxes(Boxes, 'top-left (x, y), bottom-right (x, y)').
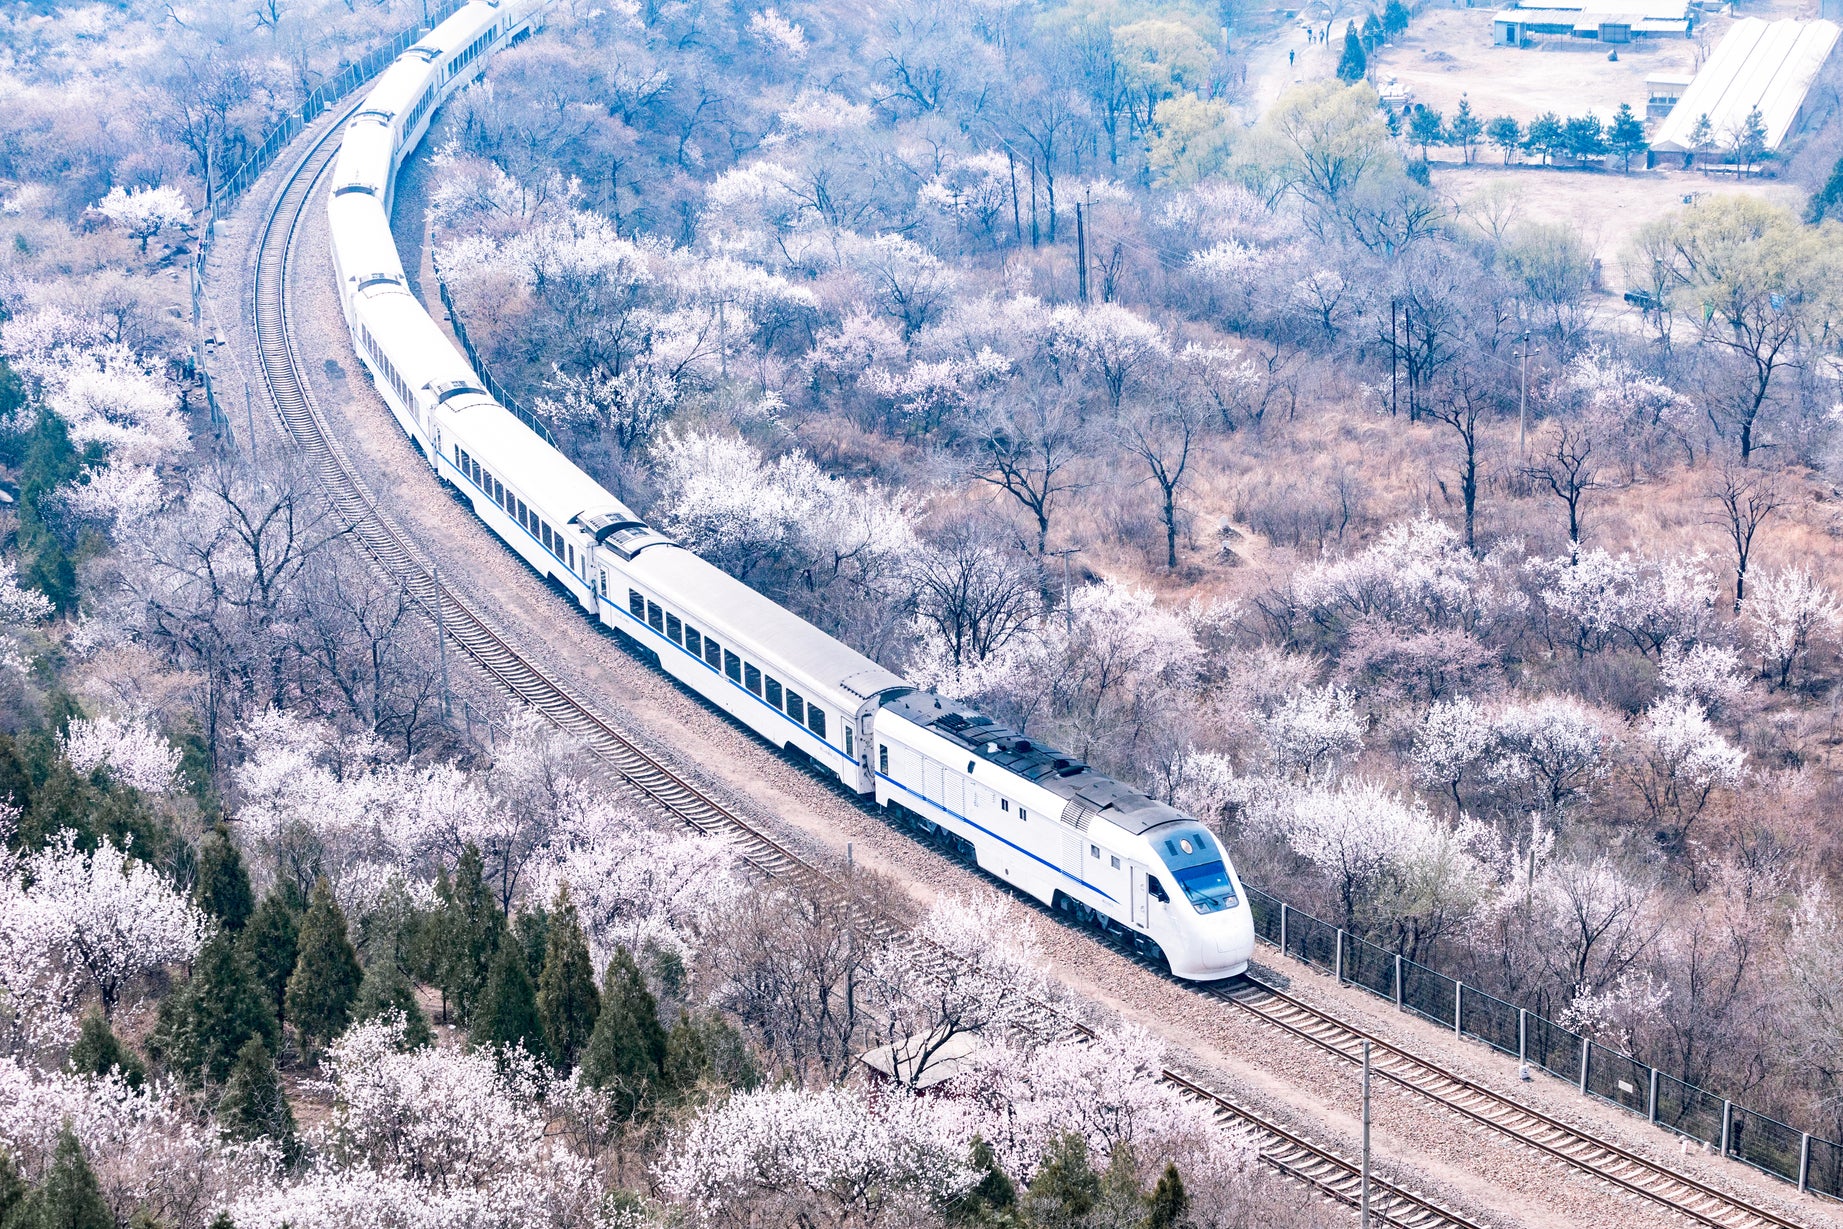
top-left (1454, 982), bottom-right (1463, 1037)
top-left (1647, 1068), bottom-right (1658, 1125)
top-left (1720, 1101), bottom-right (1731, 1157)
top-left (1335, 929), bottom-right (1344, 984)
top-left (1517, 1008), bottom-right (1527, 1065)
top-left (1279, 903), bottom-right (1289, 956)
top-left (1800, 1133), bottom-right (1811, 1193)
top-left (1578, 1038), bottom-right (1589, 1094)
top-left (1393, 954), bottom-right (1402, 1008)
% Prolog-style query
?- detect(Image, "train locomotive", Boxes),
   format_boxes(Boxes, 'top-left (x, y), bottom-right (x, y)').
top-left (323, 0), bottom-right (1256, 980)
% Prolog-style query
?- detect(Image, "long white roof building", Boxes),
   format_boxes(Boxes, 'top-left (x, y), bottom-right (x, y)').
top-left (1652, 18), bottom-right (1841, 154)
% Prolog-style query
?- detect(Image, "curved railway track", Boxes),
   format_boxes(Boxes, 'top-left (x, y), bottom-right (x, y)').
top-left (243, 90), bottom-right (1472, 1229)
top-left (236, 78), bottom-right (1808, 1229)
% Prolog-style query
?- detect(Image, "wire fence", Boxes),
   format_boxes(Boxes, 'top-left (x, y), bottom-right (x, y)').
top-left (1246, 886), bottom-right (1841, 1200)
top-left (432, 269), bottom-right (558, 446)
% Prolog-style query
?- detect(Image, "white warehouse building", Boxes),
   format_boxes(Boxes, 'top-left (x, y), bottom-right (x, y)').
top-left (1651, 18), bottom-right (1841, 161)
top-left (1492, 0), bottom-right (1693, 45)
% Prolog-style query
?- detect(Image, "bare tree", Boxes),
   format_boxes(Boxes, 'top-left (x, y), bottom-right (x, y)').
top-left (1707, 461), bottom-right (1781, 605)
top-left (1120, 394), bottom-right (1208, 569)
top-left (1524, 415), bottom-right (1604, 551)
top-left (967, 385), bottom-right (1092, 556)
top-left (911, 513), bottom-right (1043, 669)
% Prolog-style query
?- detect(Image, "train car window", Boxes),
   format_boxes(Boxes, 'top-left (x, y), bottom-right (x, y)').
top-left (515, 497), bottom-right (526, 521)
top-left (744, 664), bottom-right (761, 695)
top-left (599, 573), bottom-right (607, 597)
top-left (541, 524), bottom-right (552, 551)
top-left (646, 602), bottom-right (664, 633)
top-left (878, 745), bottom-right (888, 774)
top-left (1001, 799), bottom-right (1009, 812)
top-left (566, 544), bottom-right (574, 570)
top-left (705, 638), bottom-right (723, 669)
top-left (684, 627), bottom-right (702, 657)
top-left (765, 678), bottom-right (782, 708)
top-left (808, 707), bottom-right (827, 739)
top-left (966, 761), bottom-right (975, 773)
top-left (1090, 844), bottom-right (1100, 859)
top-left (628, 590), bottom-right (645, 619)
top-left (1147, 876), bottom-right (1170, 903)
top-left (843, 725), bottom-right (851, 757)
top-left (724, 650), bottom-right (742, 682)
top-left (1111, 855), bottom-right (1121, 869)
top-left (665, 613), bottom-right (682, 643)
top-left (1020, 808), bottom-right (1028, 821)
top-left (785, 691), bottom-right (804, 724)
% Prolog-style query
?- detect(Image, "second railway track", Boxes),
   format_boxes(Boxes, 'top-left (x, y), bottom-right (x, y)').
top-left (234, 77), bottom-right (1809, 1229)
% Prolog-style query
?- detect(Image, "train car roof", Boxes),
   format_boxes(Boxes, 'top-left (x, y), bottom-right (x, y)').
top-left (624, 547), bottom-right (907, 703)
top-left (362, 54), bottom-right (440, 119)
top-left (327, 193), bottom-right (405, 288)
top-left (331, 118), bottom-right (395, 195)
top-left (881, 690), bottom-right (1188, 835)
top-left (353, 284), bottom-right (480, 388)
top-left (433, 392), bottom-right (633, 526)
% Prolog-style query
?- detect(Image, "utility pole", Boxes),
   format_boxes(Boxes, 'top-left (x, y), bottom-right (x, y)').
top-left (1029, 160), bottom-right (1039, 248)
top-left (433, 566), bottom-right (452, 720)
top-left (1075, 202), bottom-right (1088, 304)
top-left (1389, 299), bottom-right (1399, 417)
top-left (1007, 150), bottom-right (1022, 245)
top-left (717, 299), bottom-right (728, 382)
top-left (1516, 331), bottom-right (1540, 458)
top-left (1361, 1039), bottom-right (1372, 1229)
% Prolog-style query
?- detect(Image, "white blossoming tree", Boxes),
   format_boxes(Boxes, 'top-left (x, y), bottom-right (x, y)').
top-left (62, 713), bottom-right (181, 794)
top-left (1631, 696), bottom-right (1745, 845)
top-left (95, 184), bottom-right (189, 253)
top-left (1745, 565), bottom-right (1841, 689)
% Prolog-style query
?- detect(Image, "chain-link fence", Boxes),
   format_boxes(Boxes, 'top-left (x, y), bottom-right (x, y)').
top-left (433, 270), bottom-right (559, 446)
top-left (1243, 886), bottom-right (1841, 1200)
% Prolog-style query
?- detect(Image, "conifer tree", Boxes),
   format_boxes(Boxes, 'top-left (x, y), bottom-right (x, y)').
top-left (193, 828), bottom-right (254, 932)
top-left (437, 844), bottom-right (504, 1023)
top-left (154, 932), bottom-right (277, 1085)
top-left (353, 959), bottom-right (433, 1049)
top-left (582, 949), bottom-right (666, 1116)
top-left (285, 880), bottom-right (362, 1054)
top-left (469, 942), bottom-right (544, 1060)
top-left (20, 1127), bottom-right (110, 1229)
top-left (949, 1137), bottom-right (1018, 1225)
top-left (536, 886), bottom-right (599, 1072)
top-left (0, 1147), bottom-right (27, 1228)
top-left (1143, 1163), bottom-right (1188, 1229)
top-left (217, 1038), bottom-right (297, 1155)
top-left (514, 907), bottom-right (549, 980)
top-left (241, 889), bottom-right (298, 1033)
top-left (1022, 1134), bottom-right (1100, 1229)
top-left (68, 1009), bottom-right (145, 1089)
top-left (1337, 23), bottom-right (1367, 83)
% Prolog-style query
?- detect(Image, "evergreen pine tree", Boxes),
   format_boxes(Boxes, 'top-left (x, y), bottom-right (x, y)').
top-left (661, 1011), bottom-right (759, 1102)
top-left (353, 959), bottom-right (434, 1049)
top-left (285, 879), bottom-right (363, 1054)
top-left (1142, 1163), bottom-right (1188, 1229)
top-left (949, 1137), bottom-right (1018, 1225)
top-left (207, 1215), bottom-right (236, 1229)
top-left (67, 1009), bottom-right (145, 1089)
top-left (1336, 23), bottom-right (1367, 83)
top-left (1607, 101), bottom-right (1648, 173)
top-left (240, 889), bottom-right (298, 1034)
top-left (1021, 1134), bottom-right (1100, 1229)
top-left (19, 1127), bottom-right (110, 1229)
top-left (1812, 152), bottom-right (1843, 223)
top-left (536, 886), bottom-right (599, 1072)
top-left (436, 844), bottom-right (504, 1024)
top-left (15, 411), bottom-right (84, 614)
top-left (581, 949), bottom-right (666, 1116)
top-left (1383, 0), bottom-right (1410, 36)
top-left (193, 828), bottom-right (254, 932)
top-left (153, 932), bottom-right (278, 1085)
top-left (514, 906), bottom-right (549, 980)
top-left (469, 942), bottom-right (545, 1060)
top-left (0, 1147), bottom-right (27, 1229)
top-left (216, 1037), bottom-right (297, 1155)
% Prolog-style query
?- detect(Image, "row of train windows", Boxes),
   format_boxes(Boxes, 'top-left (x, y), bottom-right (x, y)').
top-left (405, 84), bottom-right (435, 134)
top-left (629, 589), bottom-right (832, 743)
top-left (446, 25), bottom-right (497, 81)
top-left (359, 325), bottom-right (411, 409)
top-left (455, 446), bottom-right (576, 571)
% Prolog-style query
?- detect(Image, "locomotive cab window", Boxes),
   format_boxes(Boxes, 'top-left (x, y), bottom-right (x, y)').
top-left (1157, 829), bottom-right (1239, 914)
top-left (1147, 876), bottom-right (1170, 904)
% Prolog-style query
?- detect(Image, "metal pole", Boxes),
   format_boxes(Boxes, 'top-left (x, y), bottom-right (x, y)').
top-left (1075, 201), bottom-right (1088, 304)
top-left (433, 566), bottom-right (452, 720)
top-left (1518, 1008), bottom-right (1527, 1065)
top-left (1393, 954), bottom-right (1403, 1008)
top-left (1720, 1100), bottom-right (1731, 1157)
top-left (1361, 1040), bottom-right (1372, 1229)
top-left (1799, 1133), bottom-right (1811, 1193)
top-left (1454, 982), bottom-right (1463, 1037)
top-left (1648, 1068), bottom-right (1659, 1125)
top-left (1518, 331), bottom-right (1531, 457)
top-left (1279, 902), bottom-right (1289, 956)
top-left (1579, 1038), bottom-right (1590, 1094)
top-left (1335, 928), bottom-right (1345, 984)
top-left (847, 842), bottom-right (854, 871)
top-left (1389, 299), bottom-right (1399, 417)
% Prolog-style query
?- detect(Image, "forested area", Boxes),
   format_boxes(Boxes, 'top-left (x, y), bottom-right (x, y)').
top-left (5, 0), bottom-right (1843, 1223)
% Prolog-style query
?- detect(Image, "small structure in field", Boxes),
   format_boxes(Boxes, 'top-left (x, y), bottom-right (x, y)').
top-left (1492, 0), bottom-right (1694, 45)
top-left (1651, 18), bottom-right (1841, 165)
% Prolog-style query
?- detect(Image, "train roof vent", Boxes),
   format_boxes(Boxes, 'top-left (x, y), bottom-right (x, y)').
top-left (431, 378), bottom-right (486, 404)
top-left (354, 272), bottom-right (404, 291)
top-left (354, 108), bottom-right (395, 124)
top-left (406, 45), bottom-right (441, 60)
top-left (333, 184), bottom-right (377, 197)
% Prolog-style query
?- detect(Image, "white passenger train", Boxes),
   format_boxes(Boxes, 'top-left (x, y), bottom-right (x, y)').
top-left (323, 0), bottom-right (1255, 979)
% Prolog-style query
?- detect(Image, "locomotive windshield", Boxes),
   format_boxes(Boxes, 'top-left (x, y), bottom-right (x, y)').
top-left (1155, 828), bottom-right (1239, 914)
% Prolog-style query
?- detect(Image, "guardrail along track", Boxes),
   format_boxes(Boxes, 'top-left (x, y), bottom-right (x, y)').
top-left (247, 93), bottom-right (1476, 1229)
top-left (1219, 979), bottom-right (1806, 1229)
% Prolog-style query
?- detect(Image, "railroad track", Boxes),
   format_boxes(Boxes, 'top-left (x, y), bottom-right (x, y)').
top-left (1213, 978), bottom-right (1806, 1229)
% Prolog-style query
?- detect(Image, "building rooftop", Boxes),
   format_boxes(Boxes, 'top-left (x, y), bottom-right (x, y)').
top-left (1652, 18), bottom-right (1841, 152)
